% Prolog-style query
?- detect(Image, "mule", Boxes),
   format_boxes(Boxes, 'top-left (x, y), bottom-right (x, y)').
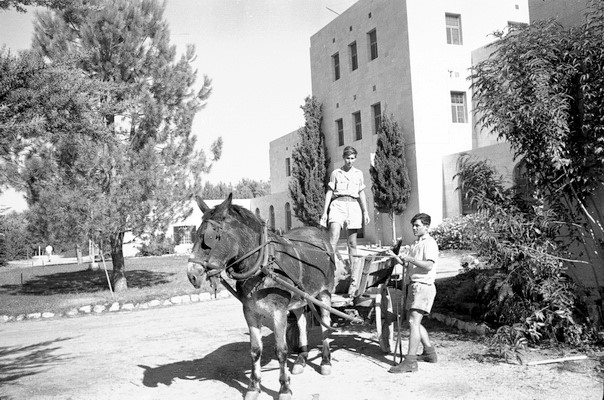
top-left (187, 194), bottom-right (336, 400)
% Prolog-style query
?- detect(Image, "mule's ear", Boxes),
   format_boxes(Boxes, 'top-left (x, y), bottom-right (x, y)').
top-left (223, 193), bottom-right (233, 208)
top-left (195, 195), bottom-right (211, 213)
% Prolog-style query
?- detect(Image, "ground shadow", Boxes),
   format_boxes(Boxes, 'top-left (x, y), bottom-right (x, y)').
top-left (139, 333), bottom-right (279, 399)
top-left (0, 269), bottom-right (174, 295)
top-left (0, 337), bottom-right (75, 385)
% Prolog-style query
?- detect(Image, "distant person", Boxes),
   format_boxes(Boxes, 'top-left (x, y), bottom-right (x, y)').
top-left (387, 213), bottom-right (439, 373)
top-left (320, 145), bottom-right (370, 296)
top-left (45, 244), bottom-right (53, 262)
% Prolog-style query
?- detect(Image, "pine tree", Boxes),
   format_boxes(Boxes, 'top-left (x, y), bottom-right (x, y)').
top-left (370, 113), bottom-right (411, 244)
top-left (22, 0), bottom-right (221, 291)
top-left (288, 96), bottom-right (329, 227)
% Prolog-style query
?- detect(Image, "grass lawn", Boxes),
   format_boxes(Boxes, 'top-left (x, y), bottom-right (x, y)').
top-left (0, 255), bottom-right (215, 316)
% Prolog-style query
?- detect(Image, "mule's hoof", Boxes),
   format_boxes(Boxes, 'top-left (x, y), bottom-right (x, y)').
top-left (278, 391), bottom-right (292, 400)
top-left (320, 364), bottom-right (332, 375)
top-left (291, 363), bottom-right (305, 375)
top-left (244, 390), bottom-right (260, 400)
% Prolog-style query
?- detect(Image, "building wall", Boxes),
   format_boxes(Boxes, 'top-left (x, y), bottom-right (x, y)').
top-left (442, 142), bottom-right (516, 218)
top-left (528, 0), bottom-right (589, 26)
top-left (309, 0), bottom-right (529, 244)
top-left (270, 129), bottom-right (298, 194)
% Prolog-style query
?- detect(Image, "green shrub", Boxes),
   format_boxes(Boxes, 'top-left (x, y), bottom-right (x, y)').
top-left (431, 214), bottom-right (480, 250)
top-left (137, 234), bottom-right (175, 257)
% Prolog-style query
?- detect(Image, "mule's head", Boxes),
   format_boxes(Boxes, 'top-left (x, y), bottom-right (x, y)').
top-left (187, 193), bottom-right (263, 289)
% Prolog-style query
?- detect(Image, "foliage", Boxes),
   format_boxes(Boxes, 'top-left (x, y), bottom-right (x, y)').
top-left (6, 0), bottom-right (222, 291)
top-left (137, 234), bottom-right (174, 257)
top-left (201, 179), bottom-right (270, 200)
top-left (471, 1), bottom-right (604, 304)
top-left (369, 112), bottom-right (411, 242)
top-left (0, 211), bottom-right (34, 262)
top-left (288, 96), bottom-right (329, 227)
top-left (487, 324), bottom-right (528, 364)
top-left (431, 214), bottom-right (481, 250)
top-left (454, 155), bottom-right (591, 348)
top-left (0, 0), bottom-right (70, 12)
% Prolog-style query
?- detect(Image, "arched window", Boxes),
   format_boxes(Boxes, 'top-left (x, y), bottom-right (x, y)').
top-left (285, 202), bottom-right (292, 231)
top-left (513, 159), bottom-right (534, 203)
top-left (269, 205), bottom-right (275, 232)
top-left (255, 208), bottom-right (261, 219)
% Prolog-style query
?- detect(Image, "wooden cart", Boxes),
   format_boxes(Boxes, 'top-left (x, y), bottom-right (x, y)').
top-left (331, 249), bottom-right (405, 354)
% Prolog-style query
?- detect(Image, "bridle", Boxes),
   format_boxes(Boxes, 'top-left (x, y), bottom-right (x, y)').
top-left (188, 218), bottom-right (270, 281)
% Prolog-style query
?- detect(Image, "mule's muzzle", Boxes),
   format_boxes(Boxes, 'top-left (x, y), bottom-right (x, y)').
top-left (187, 262), bottom-right (206, 289)
top-left (187, 257), bottom-right (223, 289)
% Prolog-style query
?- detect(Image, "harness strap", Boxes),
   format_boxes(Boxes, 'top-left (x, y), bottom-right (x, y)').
top-left (261, 265), bottom-right (364, 324)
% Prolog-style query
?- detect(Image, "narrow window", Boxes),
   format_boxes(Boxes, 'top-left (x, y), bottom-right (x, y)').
top-left (255, 208), bottom-right (261, 219)
top-left (285, 202), bottom-right (292, 231)
top-left (285, 157), bottom-right (291, 177)
top-left (513, 159), bottom-right (535, 203)
top-left (269, 205), bottom-right (275, 231)
top-left (336, 119), bottom-right (344, 146)
top-left (371, 102), bottom-right (381, 134)
top-left (349, 41), bottom-right (358, 71)
top-left (460, 188), bottom-right (478, 215)
top-left (353, 111), bottom-right (362, 141)
top-left (446, 14), bottom-right (462, 45)
top-left (332, 52), bottom-right (340, 81)
top-left (450, 92), bottom-right (467, 123)
top-left (368, 29), bottom-right (378, 60)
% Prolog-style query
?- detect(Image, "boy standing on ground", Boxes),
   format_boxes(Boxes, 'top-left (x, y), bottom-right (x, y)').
top-left (387, 213), bottom-right (439, 373)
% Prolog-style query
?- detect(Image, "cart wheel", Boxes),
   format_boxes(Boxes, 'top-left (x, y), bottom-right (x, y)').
top-left (375, 284), bottom-right (394, 353)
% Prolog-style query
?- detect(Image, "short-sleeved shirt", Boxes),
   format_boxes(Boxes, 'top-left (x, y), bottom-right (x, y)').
top-left (327, 167), bottom-right (366, 198)
top-left (407, 233), bottom-right (439, 285)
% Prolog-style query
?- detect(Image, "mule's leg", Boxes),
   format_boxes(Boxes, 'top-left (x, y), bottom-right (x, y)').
top-left (273, 308), bottom-right (292, 400)
top-left (318, 290), bottom-right (333, 375)
top-left (244, 314), bottom-right (263, 400)
top-left (291, 307), bottom-right (309, 375)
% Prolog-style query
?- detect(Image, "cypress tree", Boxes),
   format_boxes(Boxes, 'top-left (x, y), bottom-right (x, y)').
top-left (288, 96), bottom-right (330, 227)
top-left (370, 112), bottom-right (411, 243)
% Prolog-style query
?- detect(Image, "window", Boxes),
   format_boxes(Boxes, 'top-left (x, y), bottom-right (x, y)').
top-left (269, 205), bottom-right (275, 231)
top-left (353, 111), bottom-right (362, 141)
top-left (460, 189), bottom-right (478, 215)
top-left (368, 29), bottom-right (378, 60)
top-left (285, 157), bottom-right (291, 177)
top-left (336, 119), bottom-right (344, 146)
top-left (332, 52), bottom-right (340, 81)
top-left (450, 92), bottom-right (467, 123)
top-left (371, 102), bottom-right (381, 134)
top-left (255, 208), bottom-right (261, 219)
top-left (285, 202), bottom-right (292, 231)
top-left (349, 41), bottom-right (358, 71)
top-left (445, 14), bottom-right (462, 45)
top-left (173, 225), bottom-right (195, 245)
top-left (513, 159), bottom-right (535, 203)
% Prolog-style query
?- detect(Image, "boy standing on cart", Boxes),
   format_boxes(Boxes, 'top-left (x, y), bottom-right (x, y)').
top-left (387, 213), bottom-right (439, 373)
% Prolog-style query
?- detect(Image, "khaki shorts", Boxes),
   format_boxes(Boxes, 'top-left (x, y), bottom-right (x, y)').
top-left (406, 282), bottom-right (436, 315)
top-left (328, 198), bottom-right (362, 229)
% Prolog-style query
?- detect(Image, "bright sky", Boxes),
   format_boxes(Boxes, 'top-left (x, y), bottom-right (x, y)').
top-left (0, 0), bottom-right (357, 211)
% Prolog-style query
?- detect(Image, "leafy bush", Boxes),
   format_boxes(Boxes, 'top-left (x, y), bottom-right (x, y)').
top-left (454, 154), bottom-right (593, 349)
top-left (431, 214), bottom-right (481, 250)
top-left (137, 234), bottom-right (175, 257)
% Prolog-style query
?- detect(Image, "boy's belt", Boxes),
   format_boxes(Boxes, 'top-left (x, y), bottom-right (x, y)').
top-left (333, 195), bottom-right (357, 202)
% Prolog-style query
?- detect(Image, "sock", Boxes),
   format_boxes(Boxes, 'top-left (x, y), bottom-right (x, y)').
top-left (405, 354), bottom-right (418, 362)
top-left (423, 346), bottom-right (435, 355)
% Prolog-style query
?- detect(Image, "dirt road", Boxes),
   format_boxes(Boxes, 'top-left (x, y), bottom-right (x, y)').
top-left (1, 297), bottom-right (602, 400)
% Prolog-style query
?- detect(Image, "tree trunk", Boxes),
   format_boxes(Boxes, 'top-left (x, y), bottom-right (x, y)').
top-left (390, 210), bottom-right (396, 246)
top-left (110, 231), bottom-right (127, 292)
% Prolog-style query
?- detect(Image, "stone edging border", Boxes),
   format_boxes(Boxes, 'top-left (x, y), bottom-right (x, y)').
top-left (429, 312), bottom-right (493, 335)
top-left (0, 290), bottom-right (234, 323)
top-left (1, 292), bottom-right (492, 336)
